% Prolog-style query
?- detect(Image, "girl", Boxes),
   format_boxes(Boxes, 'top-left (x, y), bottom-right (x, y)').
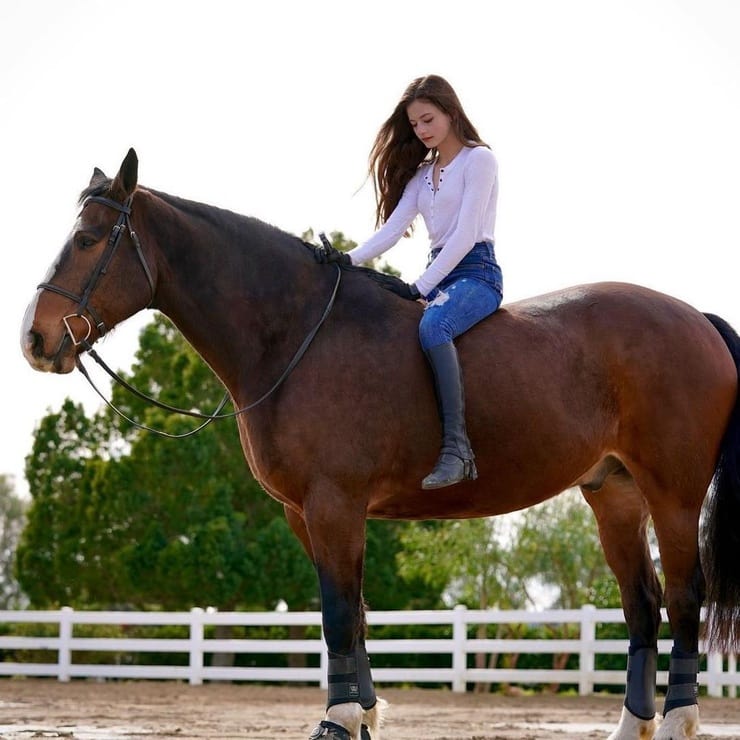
top-left (317, 74), bottom-right (503, 490)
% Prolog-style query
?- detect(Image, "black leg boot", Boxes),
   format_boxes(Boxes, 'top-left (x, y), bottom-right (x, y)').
top-left (422, 341), bottom-right (478, 490)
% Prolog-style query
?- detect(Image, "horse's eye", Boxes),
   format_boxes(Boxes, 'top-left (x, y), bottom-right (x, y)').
top-left (75, 233), bottom-right (98, 250)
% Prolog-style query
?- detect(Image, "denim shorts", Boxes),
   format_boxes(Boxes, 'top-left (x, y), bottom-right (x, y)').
top-left (419, 241), bottom-right (504, 350)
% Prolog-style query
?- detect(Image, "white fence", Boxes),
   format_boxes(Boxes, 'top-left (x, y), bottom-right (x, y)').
top-left (0, 605), bottom-right (737, 697)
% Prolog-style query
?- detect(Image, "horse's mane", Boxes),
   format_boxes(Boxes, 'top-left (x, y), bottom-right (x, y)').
top-left (79, 178), bottom-right (304, 248)
top-left (78, 178), bottom-right (111, 204)
top-left (342, 264), bottom-right (410, 294)
top-left (77, 179), bottom-right (410, 296)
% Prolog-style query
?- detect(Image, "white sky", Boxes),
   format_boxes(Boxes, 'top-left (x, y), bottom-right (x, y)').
top-left (2, 0), bottom-right (739, 498)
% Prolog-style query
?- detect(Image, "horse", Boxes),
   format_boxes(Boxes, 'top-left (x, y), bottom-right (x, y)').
top-left (21, 148), bottom-right (740, 740)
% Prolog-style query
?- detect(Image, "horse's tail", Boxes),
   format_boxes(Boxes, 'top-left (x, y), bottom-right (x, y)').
top-left (702, 312), bottom-right (740, 653)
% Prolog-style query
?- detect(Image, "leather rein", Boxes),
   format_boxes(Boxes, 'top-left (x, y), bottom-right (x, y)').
top-left (37, 193), bottom-right (342, 438)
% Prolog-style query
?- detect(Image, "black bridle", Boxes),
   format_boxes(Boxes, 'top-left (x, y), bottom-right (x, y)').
top-left (37, 194), bottom-right (342, 438)
top-left (38, 195), bottom-right (155, 347)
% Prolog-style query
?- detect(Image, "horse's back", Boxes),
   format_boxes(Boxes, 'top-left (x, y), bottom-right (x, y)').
top-left (455, 281), bottom-right (736, 502)
top-left (467, 281), bottom-right (732, 371)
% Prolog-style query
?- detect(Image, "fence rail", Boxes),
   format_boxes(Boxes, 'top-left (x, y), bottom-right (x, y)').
top-left (0, 605), bottom-right (737, 697)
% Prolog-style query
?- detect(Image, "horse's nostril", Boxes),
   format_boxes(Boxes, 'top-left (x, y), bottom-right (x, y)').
top-left (30, 330), bottom-right (44, 359)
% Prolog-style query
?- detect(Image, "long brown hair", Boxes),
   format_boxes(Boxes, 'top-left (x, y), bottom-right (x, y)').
top-left (369, 75), bottom-right (487, 228)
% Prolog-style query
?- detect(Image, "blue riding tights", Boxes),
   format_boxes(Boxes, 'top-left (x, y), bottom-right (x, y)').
top-left (419, 241), bottom-right (503, 350)
top-left (419, 276), bottom-right (502, 350)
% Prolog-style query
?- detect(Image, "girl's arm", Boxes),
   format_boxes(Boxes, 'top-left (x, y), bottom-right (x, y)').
top-left (348, 173), bottom-right (421, 265)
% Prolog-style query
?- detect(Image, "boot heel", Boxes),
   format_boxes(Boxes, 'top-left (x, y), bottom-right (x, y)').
top-left (465, 460), bottom-right (478, 481)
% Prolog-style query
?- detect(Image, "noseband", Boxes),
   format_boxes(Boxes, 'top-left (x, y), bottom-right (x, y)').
top-left (37, 194), bottom-right (155, 347)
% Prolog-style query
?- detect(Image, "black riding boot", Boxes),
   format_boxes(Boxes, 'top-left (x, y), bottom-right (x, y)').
top-left (422, 341), bottom-right (478, 490)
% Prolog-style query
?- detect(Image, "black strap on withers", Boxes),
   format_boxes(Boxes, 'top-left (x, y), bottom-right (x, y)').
top-left (326, 645), bottom-right (377, 710)
top-left (663, 649), bottom-right (699, 715)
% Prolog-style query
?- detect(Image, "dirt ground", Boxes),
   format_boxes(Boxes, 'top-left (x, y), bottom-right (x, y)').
top-left (0, 681), bottom-right (739, 739)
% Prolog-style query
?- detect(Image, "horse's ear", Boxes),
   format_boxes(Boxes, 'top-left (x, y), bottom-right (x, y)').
top-left (110, 148), bottom-right (139, 201)
top-left (89, 167), bottom-right (107, 188)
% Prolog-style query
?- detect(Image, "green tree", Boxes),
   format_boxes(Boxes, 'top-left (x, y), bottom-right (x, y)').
top-left (396, 494), bottom-right (628, 692)
top-left (397, 517), bottom-right (529, 610)
top-left (18, 315), bottom-right (301, 610)
top-left (0, 474), bottom-right (27, 608)
top-left (396, 516), bottom-right (531, 691)
top-left (16, 400), bottom-right (108, 606)
top-left (364, 520), bottom-right (442, 611)
top-left (514, 488), bottom-right (622, 609)
top-left (396, 491), bottom-right (624, 613)
top-left (513, 488), bottom-right (625, 689)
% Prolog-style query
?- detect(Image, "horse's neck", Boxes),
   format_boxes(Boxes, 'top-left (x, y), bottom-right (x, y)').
top-left (144, 196), bottom-right (321, 396)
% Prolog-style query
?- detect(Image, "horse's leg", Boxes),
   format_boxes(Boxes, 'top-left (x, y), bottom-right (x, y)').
top-left (286, 493), bottom-right (381, 740)
top-left (284, 503), bottom-right (313, 557)
top-left (582, 477), bottom-right (662, 740)
top-left (649, 505), bottom-right (704, 740)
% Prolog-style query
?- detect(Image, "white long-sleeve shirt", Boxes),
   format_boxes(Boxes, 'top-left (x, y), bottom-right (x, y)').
top-left (348, 145), bottom-right (498, 297)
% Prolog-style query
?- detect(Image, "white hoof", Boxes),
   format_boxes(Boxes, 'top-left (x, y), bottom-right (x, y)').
top-left (607, 705), bottom-right (659, 740)
top-left (324, 699), bottom-right (387, 740)
top-left (654, 704), bottom-right (699, 740)
top-left (325, 702), bottom-right (363, 738)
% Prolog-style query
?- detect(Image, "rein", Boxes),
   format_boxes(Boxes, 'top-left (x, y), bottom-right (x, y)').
top-left (40, 192), bottom-right (342, 439)
top-left (75, 263), bottom-right (341, 438)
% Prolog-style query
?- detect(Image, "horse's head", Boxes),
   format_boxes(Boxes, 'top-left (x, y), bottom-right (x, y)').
top-left (21, 148), bottom-right (156, 374)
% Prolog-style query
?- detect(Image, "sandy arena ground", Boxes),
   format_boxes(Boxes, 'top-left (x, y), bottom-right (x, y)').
top-left (0, 681), bottom-right (739, 739)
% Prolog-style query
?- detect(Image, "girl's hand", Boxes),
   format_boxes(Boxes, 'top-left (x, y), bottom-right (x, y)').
top-left (377, 278), bottom-right (422, 301)
top-left (314, 244), bottom-right (351, 265)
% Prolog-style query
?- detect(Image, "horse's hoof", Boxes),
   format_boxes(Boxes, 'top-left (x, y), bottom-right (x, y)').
top-left (309, 720), bottom-right (352, 739)
top-left (607, 706), bottom-right (658, 739)
top-left (655, 704), bottom-right (699, 739)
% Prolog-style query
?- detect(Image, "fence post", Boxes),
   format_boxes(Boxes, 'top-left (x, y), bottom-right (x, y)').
top-left (452, 604), bottom-right (467, 693)
top-left (58, 606), bottom-right (73, 683)
top-left (706, 650), bottom-right (723, 698)
top-left (320, 635), bottom-right (328, 690)
top-left (729, 653), bottom-right (737, 699)
top-left (579, 604), bottom-right (596, 696)
top-left (189, 607), bottom-right (204, 686)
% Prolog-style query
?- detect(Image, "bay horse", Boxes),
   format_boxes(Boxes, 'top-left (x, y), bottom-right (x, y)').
top-left (21, 149), bottom-right (740, 740)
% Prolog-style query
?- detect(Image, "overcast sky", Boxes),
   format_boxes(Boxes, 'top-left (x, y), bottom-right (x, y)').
top-left (2, 0), bottom-right (739, 496)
